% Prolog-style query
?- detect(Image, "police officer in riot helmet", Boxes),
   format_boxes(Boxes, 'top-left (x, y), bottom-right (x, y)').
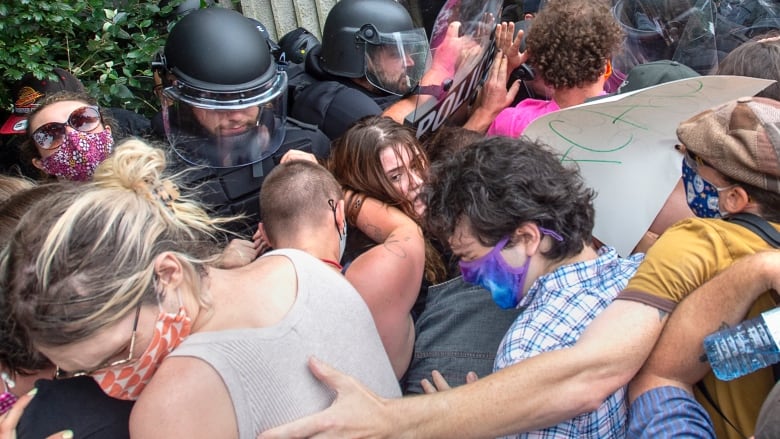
top-left (155, 7), bottom-right (330, 234)
top-left (289, 0), bottom-right (430, 140)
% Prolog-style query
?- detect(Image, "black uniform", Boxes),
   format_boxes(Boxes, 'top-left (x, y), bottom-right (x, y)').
top-left (152, 114), bottom-right (330, 238)
top-left (288, 46), bottom-right (401, 140)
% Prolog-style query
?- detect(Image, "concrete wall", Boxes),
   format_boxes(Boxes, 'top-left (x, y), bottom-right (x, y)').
top-left (240, 0), bottom-right (339, 41)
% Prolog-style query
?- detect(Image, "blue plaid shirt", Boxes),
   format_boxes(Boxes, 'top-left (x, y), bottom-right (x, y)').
top-left (494, 246), bottom-right (643, 439)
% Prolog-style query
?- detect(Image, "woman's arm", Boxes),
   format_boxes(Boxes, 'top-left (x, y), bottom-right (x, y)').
top-left (344, 194), bottom-right (425, 378)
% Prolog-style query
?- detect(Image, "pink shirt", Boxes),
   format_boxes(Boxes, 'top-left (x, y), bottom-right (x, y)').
top-left (487, 98), bottom-right (560, 138)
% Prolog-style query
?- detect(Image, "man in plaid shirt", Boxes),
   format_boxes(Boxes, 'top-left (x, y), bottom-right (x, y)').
top-left (421, 136), bottom-right (643, 438)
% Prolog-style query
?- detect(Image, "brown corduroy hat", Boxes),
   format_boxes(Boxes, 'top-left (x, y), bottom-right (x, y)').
top-left (677, 96), bottom-right (780, 194)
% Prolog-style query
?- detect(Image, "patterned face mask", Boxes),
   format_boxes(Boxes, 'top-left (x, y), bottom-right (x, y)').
top-left (458, 228), bottom-right (563, 309)
top-left (91, 302), bottom-right (191, 401)
top-left (681, 158), bottom-right (735, 218)
top-left (40, 129), bottom-right (113, 181)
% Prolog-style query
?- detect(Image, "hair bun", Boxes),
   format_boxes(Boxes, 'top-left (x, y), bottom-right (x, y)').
top-left (91, 138), bottom-right (170, 198)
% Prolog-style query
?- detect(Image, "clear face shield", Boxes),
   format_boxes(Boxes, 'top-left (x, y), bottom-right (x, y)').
top-left (612, 0), bottom-right (780, 76)
top-left (162, 71), bottom-right (288, 168)
top-left (364, 28), bottom-right (431, 96)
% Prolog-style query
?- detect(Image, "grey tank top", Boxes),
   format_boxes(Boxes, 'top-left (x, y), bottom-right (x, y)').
top-left (169, 248), bottom-right (401, 438)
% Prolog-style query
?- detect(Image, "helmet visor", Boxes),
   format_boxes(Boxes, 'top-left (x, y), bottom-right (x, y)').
top-left (162, 72), bottom-right (288, 168)
top-left (364, 28), bottom-right (430, 96)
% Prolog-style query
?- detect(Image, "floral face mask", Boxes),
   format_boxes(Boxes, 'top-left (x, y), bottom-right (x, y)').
top-left (40, 129), bottom-right (113, 181)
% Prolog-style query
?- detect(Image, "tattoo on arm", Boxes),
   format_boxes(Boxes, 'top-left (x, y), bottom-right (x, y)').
top-left (382, 232), bottom-right (408, 258)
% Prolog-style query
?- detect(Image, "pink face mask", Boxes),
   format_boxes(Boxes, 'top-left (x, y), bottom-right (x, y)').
top-left (0, 372), bottom-right (18, 415)
top-left (40, 129), bottom-right (113, 181)
top-left (91, 305), bottom-right (191, 401)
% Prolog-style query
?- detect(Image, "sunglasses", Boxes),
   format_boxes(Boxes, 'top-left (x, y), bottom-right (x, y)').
top-left (54, 303), bottom-right (141, 380)
top-left (31, 106), bottom-right (102, 150)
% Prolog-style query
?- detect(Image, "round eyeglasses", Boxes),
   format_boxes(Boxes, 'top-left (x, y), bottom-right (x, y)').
top-left (54, 303), bottom-right (141, 380)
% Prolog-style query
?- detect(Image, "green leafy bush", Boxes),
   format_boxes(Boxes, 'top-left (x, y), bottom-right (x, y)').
top-left (0, 1), bottom-right (188, 117)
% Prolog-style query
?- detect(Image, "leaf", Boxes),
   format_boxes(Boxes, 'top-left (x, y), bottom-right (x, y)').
top-left (110, 84), bottom-right (134, 99)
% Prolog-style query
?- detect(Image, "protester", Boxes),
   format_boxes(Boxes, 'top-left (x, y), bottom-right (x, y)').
top-left (22, 91), bottom-right (116, 181)
top-left (256, 97), bottom-right (780, 439)
top-left (258, 160), bottom-right (347, 273)
top-left (0, 181), bottom-right (134, 439)
top-left (404, 127), bottom-right (520, 394)
top-left (623, 97), bottom-right (780, 439)
top-left (487, 0), bottom-right (623, 137)
top-left (419, 136), bottom-right (642, 437)
top-left (1, 138), bottom-right (400, 438)
top-left (280, 116), bottom-right (434, 377)
top-left (715, 33), bottom-right (780, 101)
top-left (1, 68), bottom-right (149, 140)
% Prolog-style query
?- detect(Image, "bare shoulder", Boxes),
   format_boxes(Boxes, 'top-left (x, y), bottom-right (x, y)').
top-left (130, 356), bottom-right (237, 439)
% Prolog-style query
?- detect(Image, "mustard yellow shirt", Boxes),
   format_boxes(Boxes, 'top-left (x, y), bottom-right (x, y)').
top-left (619, 217), bottom-right (779, 439)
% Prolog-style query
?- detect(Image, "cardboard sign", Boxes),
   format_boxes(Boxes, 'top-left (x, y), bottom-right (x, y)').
top-left (523, 76), bottom-right (775, 255)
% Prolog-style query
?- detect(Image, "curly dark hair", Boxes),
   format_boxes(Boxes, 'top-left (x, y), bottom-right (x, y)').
top-left (422, 136), bottom-right (596, 262)
top-left (526, 0), bottom-right (624, 90)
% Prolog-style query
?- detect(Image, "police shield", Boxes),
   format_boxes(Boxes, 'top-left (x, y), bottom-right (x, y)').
top-left (612, 0), bottom-right (780, 82)
top-left (405, 0), bottom-right (503, 139)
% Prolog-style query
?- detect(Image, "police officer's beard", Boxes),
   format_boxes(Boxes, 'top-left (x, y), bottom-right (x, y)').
top-left (377, 70), bottom-right (412, 95)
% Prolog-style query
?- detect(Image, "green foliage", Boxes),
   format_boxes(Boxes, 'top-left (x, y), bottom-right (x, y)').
top-left (0, 1), bottom-right (187, 117)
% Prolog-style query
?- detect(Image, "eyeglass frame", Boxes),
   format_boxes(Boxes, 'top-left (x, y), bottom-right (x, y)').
top-left (30, 105), bottom-right (103, 151)
top-left (679, 145), bottom-right (708, 171)
top-left (679, 144), bottom-right (739, 192)
top-left (54, 303), bottom-right (142, 380)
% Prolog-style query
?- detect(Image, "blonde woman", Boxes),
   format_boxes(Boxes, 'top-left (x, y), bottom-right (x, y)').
top-left (1, 138), bottom-right (400, 438)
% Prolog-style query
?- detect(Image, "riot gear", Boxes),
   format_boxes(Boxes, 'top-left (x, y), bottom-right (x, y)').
top-left (153, 8), bottom-right (330, 237)
top-left (319, 0), bottom-right (430, 96)
top-left (279, 27), bottom-right (321, 64)
top-left (160, 7), bottom-right (288, 168)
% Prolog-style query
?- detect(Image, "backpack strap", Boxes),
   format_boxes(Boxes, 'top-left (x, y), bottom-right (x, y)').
top-left (702, 212), bottom-right (780, 433)
top-left (724, 212), bottom-right (780, 303)
top-left (696, 381), bottom-right (748, 439)
top-left (724, 213), bottom-right (780, 248)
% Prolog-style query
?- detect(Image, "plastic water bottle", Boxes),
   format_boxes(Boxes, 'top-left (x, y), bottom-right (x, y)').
top-left (703, 307), bottom-right (780, 381)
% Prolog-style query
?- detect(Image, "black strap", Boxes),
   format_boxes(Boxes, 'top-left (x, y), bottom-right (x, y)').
top-left (695, 213), bottom-right (780, 437)
top-left (696, 381), bottom-right (748, 439)
top-left (724, 213), bottom-right (780, 248)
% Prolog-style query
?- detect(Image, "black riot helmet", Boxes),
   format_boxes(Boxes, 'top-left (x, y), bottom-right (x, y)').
top-left (279, 27), bottom-right (321, 64)
top-left (319, 0), bottom-right (430, 96)
top-left (160, 8), bottom-right (288, 168)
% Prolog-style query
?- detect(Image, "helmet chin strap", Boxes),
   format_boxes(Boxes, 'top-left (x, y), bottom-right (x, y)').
top-left (407, 78), bottom-right (453, 100)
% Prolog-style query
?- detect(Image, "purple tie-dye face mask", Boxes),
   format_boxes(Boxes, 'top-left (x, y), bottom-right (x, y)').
top-left (458, 228), bottom-right (563, 309)
top-left (40, 129), bottom-right (113, 181)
